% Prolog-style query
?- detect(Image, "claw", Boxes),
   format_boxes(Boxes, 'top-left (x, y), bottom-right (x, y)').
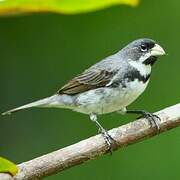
top-left (141, 111), bottom-right (161, 132)
top-left (100, 129), bottom-right (115, 154)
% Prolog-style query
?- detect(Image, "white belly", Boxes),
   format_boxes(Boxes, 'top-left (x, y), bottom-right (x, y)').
top-left (74, 79), bottom-right (149, 115)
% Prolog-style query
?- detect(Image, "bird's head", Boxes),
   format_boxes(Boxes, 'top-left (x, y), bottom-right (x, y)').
top-left (120, 38), bottom-right (166, 66)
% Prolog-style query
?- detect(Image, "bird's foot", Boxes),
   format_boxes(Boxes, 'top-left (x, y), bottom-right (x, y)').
top-left (90, 113), bottom-right (116, 154)
top-left (138, 111), bottom-right (161, 132)
top-left (99, 128), bottom-right (116, 154)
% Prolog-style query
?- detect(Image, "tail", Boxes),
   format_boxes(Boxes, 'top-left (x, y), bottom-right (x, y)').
top-left (2, 95), bottom-right (59, 115)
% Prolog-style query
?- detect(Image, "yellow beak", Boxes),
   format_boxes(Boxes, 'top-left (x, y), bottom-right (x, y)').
top-left (150, 44), bottom-right (165, 56)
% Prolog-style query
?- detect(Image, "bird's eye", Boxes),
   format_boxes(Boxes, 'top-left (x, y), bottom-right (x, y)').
top-left (140, 44), bottom-right (148, 52)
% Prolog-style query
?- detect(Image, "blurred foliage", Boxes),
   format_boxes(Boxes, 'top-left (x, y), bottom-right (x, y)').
top-left (0, 0), bottom-right (180, 180)
top-left (0, 157), bottom-right (18, 176)
top-left (0, 0), bottom-right (139, 15)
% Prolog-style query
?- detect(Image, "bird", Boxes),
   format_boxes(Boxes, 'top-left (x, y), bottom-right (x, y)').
top-left (2, 38), bottom-right (166, 152)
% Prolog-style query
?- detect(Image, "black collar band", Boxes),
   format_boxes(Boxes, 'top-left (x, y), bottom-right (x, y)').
top-left (109, 69), bottom-right (151, 88)
top-left (143, 56), bottom-right (157, 66)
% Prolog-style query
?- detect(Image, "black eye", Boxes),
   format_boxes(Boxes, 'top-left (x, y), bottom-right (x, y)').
top-left (140, 44), bottom-right (148, 52)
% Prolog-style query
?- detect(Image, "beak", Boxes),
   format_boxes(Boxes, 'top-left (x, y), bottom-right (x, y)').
top-left (150, 44), bottom-right (166, 56)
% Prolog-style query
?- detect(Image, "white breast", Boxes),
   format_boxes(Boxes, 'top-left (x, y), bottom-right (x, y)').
top-left (72, 60), bottom-right (151, 115)
top-left (74, 79), bottom-right (149, 115)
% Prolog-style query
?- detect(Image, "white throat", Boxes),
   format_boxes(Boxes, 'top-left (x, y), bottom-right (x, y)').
top-left (129, 60), bottom-right (151, 76)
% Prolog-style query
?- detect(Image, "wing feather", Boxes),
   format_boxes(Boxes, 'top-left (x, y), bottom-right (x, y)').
top-left (58, 69), bottom-right (115, 95)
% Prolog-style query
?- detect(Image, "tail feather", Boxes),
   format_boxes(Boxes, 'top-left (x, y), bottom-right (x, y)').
top-left (2, 95), bottom-right (57, 115)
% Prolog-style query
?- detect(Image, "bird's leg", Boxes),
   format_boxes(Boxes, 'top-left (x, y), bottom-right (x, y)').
top-left (116, 107), bottom-right (127, 115)
top-left (90, 113), bottom-right (115, 153)
top-left (126, 110), bottom-right (161, 132)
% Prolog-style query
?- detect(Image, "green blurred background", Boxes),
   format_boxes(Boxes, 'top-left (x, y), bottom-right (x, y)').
top-left (0, 0), bottom-right (180, 179)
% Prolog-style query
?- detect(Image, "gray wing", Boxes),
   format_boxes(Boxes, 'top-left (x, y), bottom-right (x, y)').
top-left (58, 53), bottom-right (124, 95)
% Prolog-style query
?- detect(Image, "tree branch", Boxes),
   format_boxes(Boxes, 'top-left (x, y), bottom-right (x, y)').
top-left (0, 103), bottom-right (180, 180)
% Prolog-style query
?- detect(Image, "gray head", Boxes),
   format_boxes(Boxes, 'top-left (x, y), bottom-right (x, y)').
top-left (119, 38), bottom-right (165, 65)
